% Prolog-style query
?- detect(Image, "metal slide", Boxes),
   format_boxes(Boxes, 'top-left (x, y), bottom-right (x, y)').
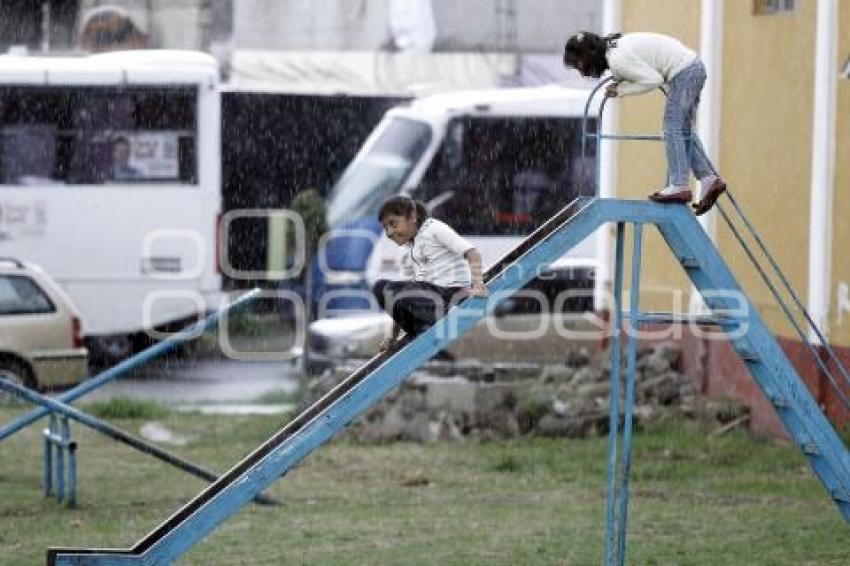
top-left (49, 198), bottom-right (850, 565)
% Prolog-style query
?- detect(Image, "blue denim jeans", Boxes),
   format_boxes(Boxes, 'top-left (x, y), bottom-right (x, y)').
top-left (664, 59), bottom-right (713, 187)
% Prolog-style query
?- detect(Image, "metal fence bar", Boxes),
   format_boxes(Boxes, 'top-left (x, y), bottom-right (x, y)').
top-left (61, 418), bottom-right (76, 508)
top-left (55, 419), bottom-right (65, 504)
top-left (0, 288), bottom-right (261, 443)
top-left (42, 422), bottom-right (53, 497)
top-left (0, 378), bottom-right (278, 506)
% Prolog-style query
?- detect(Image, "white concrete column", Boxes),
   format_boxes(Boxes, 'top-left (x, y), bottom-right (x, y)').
top-left (808, 0), bottom-right (838, 341)
top-left (595, 0), bottom-right (621, 310)
top-left (695, 0), bottom-right (723, 237)
top-left (690, 0), bottom-right (724, 314)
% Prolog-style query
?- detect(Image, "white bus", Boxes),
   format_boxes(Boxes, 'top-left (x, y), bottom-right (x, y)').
top-left (0, 50), bottom-right (223, 363)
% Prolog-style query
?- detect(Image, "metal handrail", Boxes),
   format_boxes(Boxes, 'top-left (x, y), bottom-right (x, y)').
top-left (720, 188), bottom-right (850, 393)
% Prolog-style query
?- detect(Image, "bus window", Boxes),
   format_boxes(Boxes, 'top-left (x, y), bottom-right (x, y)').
top-left (415, 116), bottom-right (596, 236)
top-left (0, 86), bottom-right (197, 185)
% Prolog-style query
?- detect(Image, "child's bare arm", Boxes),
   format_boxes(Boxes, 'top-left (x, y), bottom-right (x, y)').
top-left (380, 322), bottom-right (402, 351)
top-left (464, 248), bottom-right (488, 297)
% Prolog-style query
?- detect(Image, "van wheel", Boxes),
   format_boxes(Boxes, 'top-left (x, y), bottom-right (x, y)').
top-left (88, 335), bottom-right (134, 368)
top-left (0, 360), bottom-right (36, 406)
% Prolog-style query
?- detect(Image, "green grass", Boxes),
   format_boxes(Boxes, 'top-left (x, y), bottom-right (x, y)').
top-left (80, 397), bottom-right (170, 420)
top-left (0, 407), bottom-right (846, 565)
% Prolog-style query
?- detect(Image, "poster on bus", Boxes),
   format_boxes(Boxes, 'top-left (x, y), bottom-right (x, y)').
top-left (116, 132), bottom-right (180, 180)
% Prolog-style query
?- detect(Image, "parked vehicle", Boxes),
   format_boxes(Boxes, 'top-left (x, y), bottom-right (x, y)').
top-left (0, 258), bottom-right (88, 395)
top-left (0, 50), bottom-right (223, 364)
top-left (306, 85), bottom-right (608, 371)
top-left (311, 85), bottom-right (605, 314)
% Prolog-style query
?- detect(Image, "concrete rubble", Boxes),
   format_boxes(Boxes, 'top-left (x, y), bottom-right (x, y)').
top-left (300, 342), bottom-right (749, 443)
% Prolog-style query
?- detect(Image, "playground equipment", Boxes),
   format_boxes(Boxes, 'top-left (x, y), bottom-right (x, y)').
top-left (43, 413), bottom-right (76, 507)
top-left (0, 288), bottom-right (275, 507)
top-left (46, 84), bottom-right (850, 564)
top-left (584, 78), bottom-right (850, 564)
top-left (46, 193), bottom-right (850, 564)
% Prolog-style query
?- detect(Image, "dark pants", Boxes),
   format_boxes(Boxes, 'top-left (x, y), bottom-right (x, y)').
top-left (373, 280), bottom-right (465, 338)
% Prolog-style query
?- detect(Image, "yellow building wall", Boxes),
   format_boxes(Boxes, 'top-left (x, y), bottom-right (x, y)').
top-left (617, 1), bottom-right (700, 314)
top-left (618, 1), bottom-right (820, 340)
top-left (718, 1), bottom-right (815, 339)
top-left (830, 3), bottom-right (850, 348)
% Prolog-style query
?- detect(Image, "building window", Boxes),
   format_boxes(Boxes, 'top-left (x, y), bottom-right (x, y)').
top-left (754, 0), bottom-right (798, 15)
top-left (0, 0), bottom-right (79, 52)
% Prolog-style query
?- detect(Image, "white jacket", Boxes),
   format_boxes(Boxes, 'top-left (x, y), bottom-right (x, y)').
top-left (401, 218), bottom-right (473, 288)
top-left (607, 32), bottom-right (698, 96)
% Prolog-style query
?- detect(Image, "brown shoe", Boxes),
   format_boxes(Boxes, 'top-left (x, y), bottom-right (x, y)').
top-left (692, 178), bottom-right (727, 216)
top-left (648, 189), bottom-right (693, 204)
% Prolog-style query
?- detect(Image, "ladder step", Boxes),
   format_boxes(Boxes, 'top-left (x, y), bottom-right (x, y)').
top-left (736, 345), bottom-right (760, 362)
top-left (679, 256), bottom-right (700, 269)
top-left (801, 442), bottom-right (821, 457)
top-left (628, 311), bottom-right (739, 326)
top-left (832, 487), bottom-right (850, 503)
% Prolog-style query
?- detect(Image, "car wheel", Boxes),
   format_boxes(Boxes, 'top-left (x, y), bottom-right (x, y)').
top-left (0, 359), bottom-right (36, 406)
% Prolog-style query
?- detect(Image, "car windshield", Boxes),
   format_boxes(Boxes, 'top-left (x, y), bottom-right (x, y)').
top-left (326, 117), bottom-right (431, 228)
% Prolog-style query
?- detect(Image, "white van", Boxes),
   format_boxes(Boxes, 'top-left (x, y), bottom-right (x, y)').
top-left (368, 85), bottom-right (603, 289)
top-left (309, 85), bottom-right (608, 370)
top-left (0, 50), bottom-right (223, 363)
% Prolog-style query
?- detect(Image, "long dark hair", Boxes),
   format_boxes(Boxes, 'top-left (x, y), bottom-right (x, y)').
top-left (377, 195), bottom-right (429, 225)
top-left (563, 31), bottom-right (622, 78)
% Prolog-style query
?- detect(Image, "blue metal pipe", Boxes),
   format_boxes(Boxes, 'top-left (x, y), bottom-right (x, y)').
top-left (61, 418), bottom-right (77, 508)
top-left (580, 76), bottom-right (613, 202)
top-left (617, 222), bottom-right (643, 563)
top-left (604, 221), bottom-right (626, 566)
top-left (56, 418), bottom-right (65, 504)
top-left (68, 441), bottom-right (77, 508)
top-left (44, 415), bottom-right (56, 497)
top-left (0, 288), bottom-right (261, 443)
top-left (43, 427), bottom-right (52, 497)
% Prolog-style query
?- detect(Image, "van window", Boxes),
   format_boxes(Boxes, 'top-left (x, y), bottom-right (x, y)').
top-left (0, 86), bottom-right (197, 186)
top-left (414, 116), bottom-right (596, 236)
top-left (0, 275), bottom-right (55, 315)
top-left (326, 117), bottom-right (431, 227)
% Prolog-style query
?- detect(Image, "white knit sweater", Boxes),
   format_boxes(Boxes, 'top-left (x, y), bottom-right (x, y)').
top-left (606, 32), bottom-right (698, 96)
